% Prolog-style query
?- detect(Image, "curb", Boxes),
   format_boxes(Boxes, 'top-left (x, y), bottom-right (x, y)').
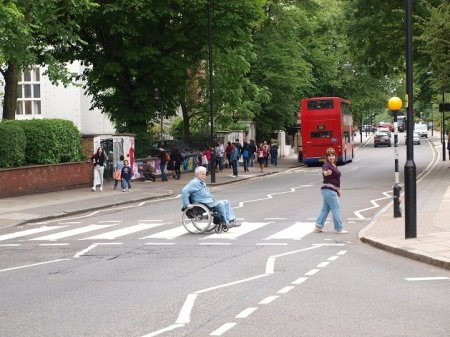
top-left (15, 191), bottom-right (175, 226)
top-left (359, 235), bottom-right (450, 271)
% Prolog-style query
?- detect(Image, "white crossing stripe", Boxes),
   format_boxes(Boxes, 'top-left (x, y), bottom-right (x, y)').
top-left (81, 223), bottom-right (164, 240)
top-left (264, 222), bottom-right (316, 240)
top-left (0, 226), bottom-right (67, 241)
top-left (30, 225), bottom-right (114, 241)
top-left (141, 226), bottom-right (188, 240)
top-left (204, 222), bottom-right (271, 240)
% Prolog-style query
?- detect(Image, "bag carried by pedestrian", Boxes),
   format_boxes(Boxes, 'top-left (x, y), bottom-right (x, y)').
top-left (114, 169), bottom-right (121, 180)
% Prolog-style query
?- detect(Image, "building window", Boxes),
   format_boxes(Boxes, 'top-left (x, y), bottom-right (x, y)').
top-left (16, 67), bottom-right (41, 115)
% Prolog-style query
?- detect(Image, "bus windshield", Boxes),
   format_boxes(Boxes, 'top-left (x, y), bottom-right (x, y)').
top-left (307, 100), bottom-right (334, 110)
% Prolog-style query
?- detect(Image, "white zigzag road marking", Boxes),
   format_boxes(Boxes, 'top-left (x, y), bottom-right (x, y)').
top-left (235, 185), bottom-right (313, 209)
top-left (352, 191), bottom-right (391, 220)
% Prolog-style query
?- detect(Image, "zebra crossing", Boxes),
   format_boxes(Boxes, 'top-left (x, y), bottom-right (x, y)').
top-left (0, 221), bottom-right (319, 245)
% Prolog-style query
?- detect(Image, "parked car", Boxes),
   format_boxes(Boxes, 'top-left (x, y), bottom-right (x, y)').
top-left (405, 131), bottom-right (421, 145)
top-left (374, 131), bottom-right (391, 147)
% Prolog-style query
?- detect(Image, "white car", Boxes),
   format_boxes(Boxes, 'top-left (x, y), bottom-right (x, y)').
top-left (414, 123), bottom-right (428, 138)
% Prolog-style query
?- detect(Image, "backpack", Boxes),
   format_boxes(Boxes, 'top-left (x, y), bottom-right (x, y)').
top-left (243, 149), bottom-right (249, 158)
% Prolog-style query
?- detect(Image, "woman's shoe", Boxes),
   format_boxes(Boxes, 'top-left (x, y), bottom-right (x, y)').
top-left (314, 225), bottom-right (325, 233)
top-left (335, 229), bottom-right (349, 234)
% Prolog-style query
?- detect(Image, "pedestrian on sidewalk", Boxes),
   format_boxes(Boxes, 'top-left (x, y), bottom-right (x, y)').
top-left (242, 142), bottom-right (250, 172)
top-left (91, 147), bottom-right (106, 191)
top-left (121, 159), bottom-right (132, 192)
top-left (270, 140), bottom-right (279, 166)
top-left (256, 143), bottom-right (267, 173)
top-left (158, 147), bottom-right (169, 182)
top-left (114, 155), bottom-right (125, 189)
top-left (225, 141), bottom-right (232, 168)
top-left (314, 147), bottom-right (349, 234)
top-left (263, 140), bottom-right (270, 167)
top-left (249, 139), bottom-right (257, 167)
top-left (230, 142), bottom-right (239, 177)
top-left (171, 147), bottom-right (183, 180)
top-left (138, 159), bottom-right (156, 182)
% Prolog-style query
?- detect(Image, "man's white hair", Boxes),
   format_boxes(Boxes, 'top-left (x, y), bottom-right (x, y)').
top-left (195, 166), bottom-right (207, 175)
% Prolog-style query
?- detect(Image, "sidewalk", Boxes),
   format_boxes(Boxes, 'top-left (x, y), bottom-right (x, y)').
top-left (359, 133), bottom-right (450, 271)
top-left (1, 134), bottom-right (449, 270)
top-left (0, 155), bottom-right (300, 228)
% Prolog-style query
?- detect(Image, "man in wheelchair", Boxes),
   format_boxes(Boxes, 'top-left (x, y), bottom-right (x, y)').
top-left (181, 166), bottom-right (240, 229)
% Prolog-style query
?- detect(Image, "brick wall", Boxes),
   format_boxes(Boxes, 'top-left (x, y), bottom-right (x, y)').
top-left (0, 162), bottom-right (93, 198)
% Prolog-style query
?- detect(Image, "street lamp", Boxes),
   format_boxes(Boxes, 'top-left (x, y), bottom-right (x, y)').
top-left (388, 97), bottom-right (402, 218)
top-left (440, 92), bottom-right (446, 161)
top-left (207, 0), bottom-right (216, 183)
top-left (154, 88), bottom-right (164, 142)
top-left (404, 0), bottom-right (417, 238)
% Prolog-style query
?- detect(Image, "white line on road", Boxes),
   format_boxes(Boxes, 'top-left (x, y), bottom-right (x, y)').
top-left (31, 224), bottom-right (114, 241)
top-left (305, 269), bottom-right (320, 276)
top-left (0, 225), bottom-right (67, 241)
top-left (277, 286), bottom-right (295, 294)
top-left (235, 307), bottom-right (258, 319)
top-left (199, 242), bottom-right (232, 246)
top-left (405, 277), bottom-right (449, 282)
top-left (264, 222), bottom-right (315, 240)
top-left (328, 255), bottom-right (340, 261)
top-left (256, 243), bottom-right (288, 246)
top-left (176, 294), bottom-right (198, 324)
top-left (0, 258), bottom-right (70, 272)
top-left (73, 242), bottom-right (122, 258)
top-left (258, 295), bottom-right (279, 304)
top-left (39, 243), bottom-right (69, 246)
top-left (210, 323), bottom-right (237, 336)
top-left (292, 277), bottom-right (308, 285)
top-left (317, 262), bottom-right (330, 268)
top-left (82, 223), bottom-right (163, 240)
top-left (140, 324), bottom-right (185, 337)
top-left (0, 244), bottom-right (21, 247)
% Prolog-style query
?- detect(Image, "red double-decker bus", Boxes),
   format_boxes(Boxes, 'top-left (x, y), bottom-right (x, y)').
top-left (300, 97), bottom-right (354, 166)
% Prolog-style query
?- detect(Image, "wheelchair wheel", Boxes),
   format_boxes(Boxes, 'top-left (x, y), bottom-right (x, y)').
top-left (214, 223), bottom-right (223, 234)
top-left (182, 204), bottom-right (213, 233)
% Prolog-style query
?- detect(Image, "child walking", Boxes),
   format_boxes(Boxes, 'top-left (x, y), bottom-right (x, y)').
top-left (121, 159), bottom-right (132, 192)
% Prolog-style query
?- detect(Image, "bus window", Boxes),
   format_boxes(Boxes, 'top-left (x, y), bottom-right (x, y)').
top-left (311, 131), bottom-right (333, 138)
top-left (307, 100), bottom-right (334, 110)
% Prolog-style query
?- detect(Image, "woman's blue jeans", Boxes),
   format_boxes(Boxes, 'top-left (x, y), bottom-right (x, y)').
top-left (315, 188), bottom-right (344, 231)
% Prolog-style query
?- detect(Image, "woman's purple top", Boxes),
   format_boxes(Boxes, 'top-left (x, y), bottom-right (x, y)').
top-left (321, 162), bottom-right (341, 192)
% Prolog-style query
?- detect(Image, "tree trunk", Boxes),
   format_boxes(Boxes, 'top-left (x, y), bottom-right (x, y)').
top-left (2, 62), bottom-right (19, 120)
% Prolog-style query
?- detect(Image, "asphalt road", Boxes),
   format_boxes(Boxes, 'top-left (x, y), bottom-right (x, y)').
top-left (1, 134), bottom-right (450, 337)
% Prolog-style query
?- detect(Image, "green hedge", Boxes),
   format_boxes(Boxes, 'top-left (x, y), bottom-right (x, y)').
top-left (0, 119), bottom-right (84, 166)
top-left (0, 121), bottom-right (27, 168)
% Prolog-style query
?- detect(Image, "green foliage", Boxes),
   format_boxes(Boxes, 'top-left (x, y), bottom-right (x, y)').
top-left (420, 2), bottom-right (450, 92)
top-left (0, 121), bottom-right (26, 168)
top-left (2, 119), bottom-right (83, 165)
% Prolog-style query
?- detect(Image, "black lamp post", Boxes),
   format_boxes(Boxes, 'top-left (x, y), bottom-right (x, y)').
top-left (404, 0), bottom-right (417, 238)
top-left (441, 93), bottom-right (446, 161)
top-left (154, 88), bottom-right (164, 142)
top-left (388, 97), bottom-right (402, 218)
top-left (208, 0), bottom-right (216, 183)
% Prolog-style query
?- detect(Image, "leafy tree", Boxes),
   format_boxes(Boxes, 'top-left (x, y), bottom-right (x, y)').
top-left (250, 0), bottom-right (341, 139)
top-left (56, 0), bottom-right (265, 142)
top-left (0, 0), bottom-right (94, 120)
top-left (420, 2), bottom-right (450, 93)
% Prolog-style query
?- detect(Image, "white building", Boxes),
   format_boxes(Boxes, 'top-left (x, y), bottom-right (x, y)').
top-left (0, 61), bottom-right (115, 134)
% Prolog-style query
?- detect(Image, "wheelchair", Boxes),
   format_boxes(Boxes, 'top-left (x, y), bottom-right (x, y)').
top-left (181, 203), bottom-right (229, 234)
